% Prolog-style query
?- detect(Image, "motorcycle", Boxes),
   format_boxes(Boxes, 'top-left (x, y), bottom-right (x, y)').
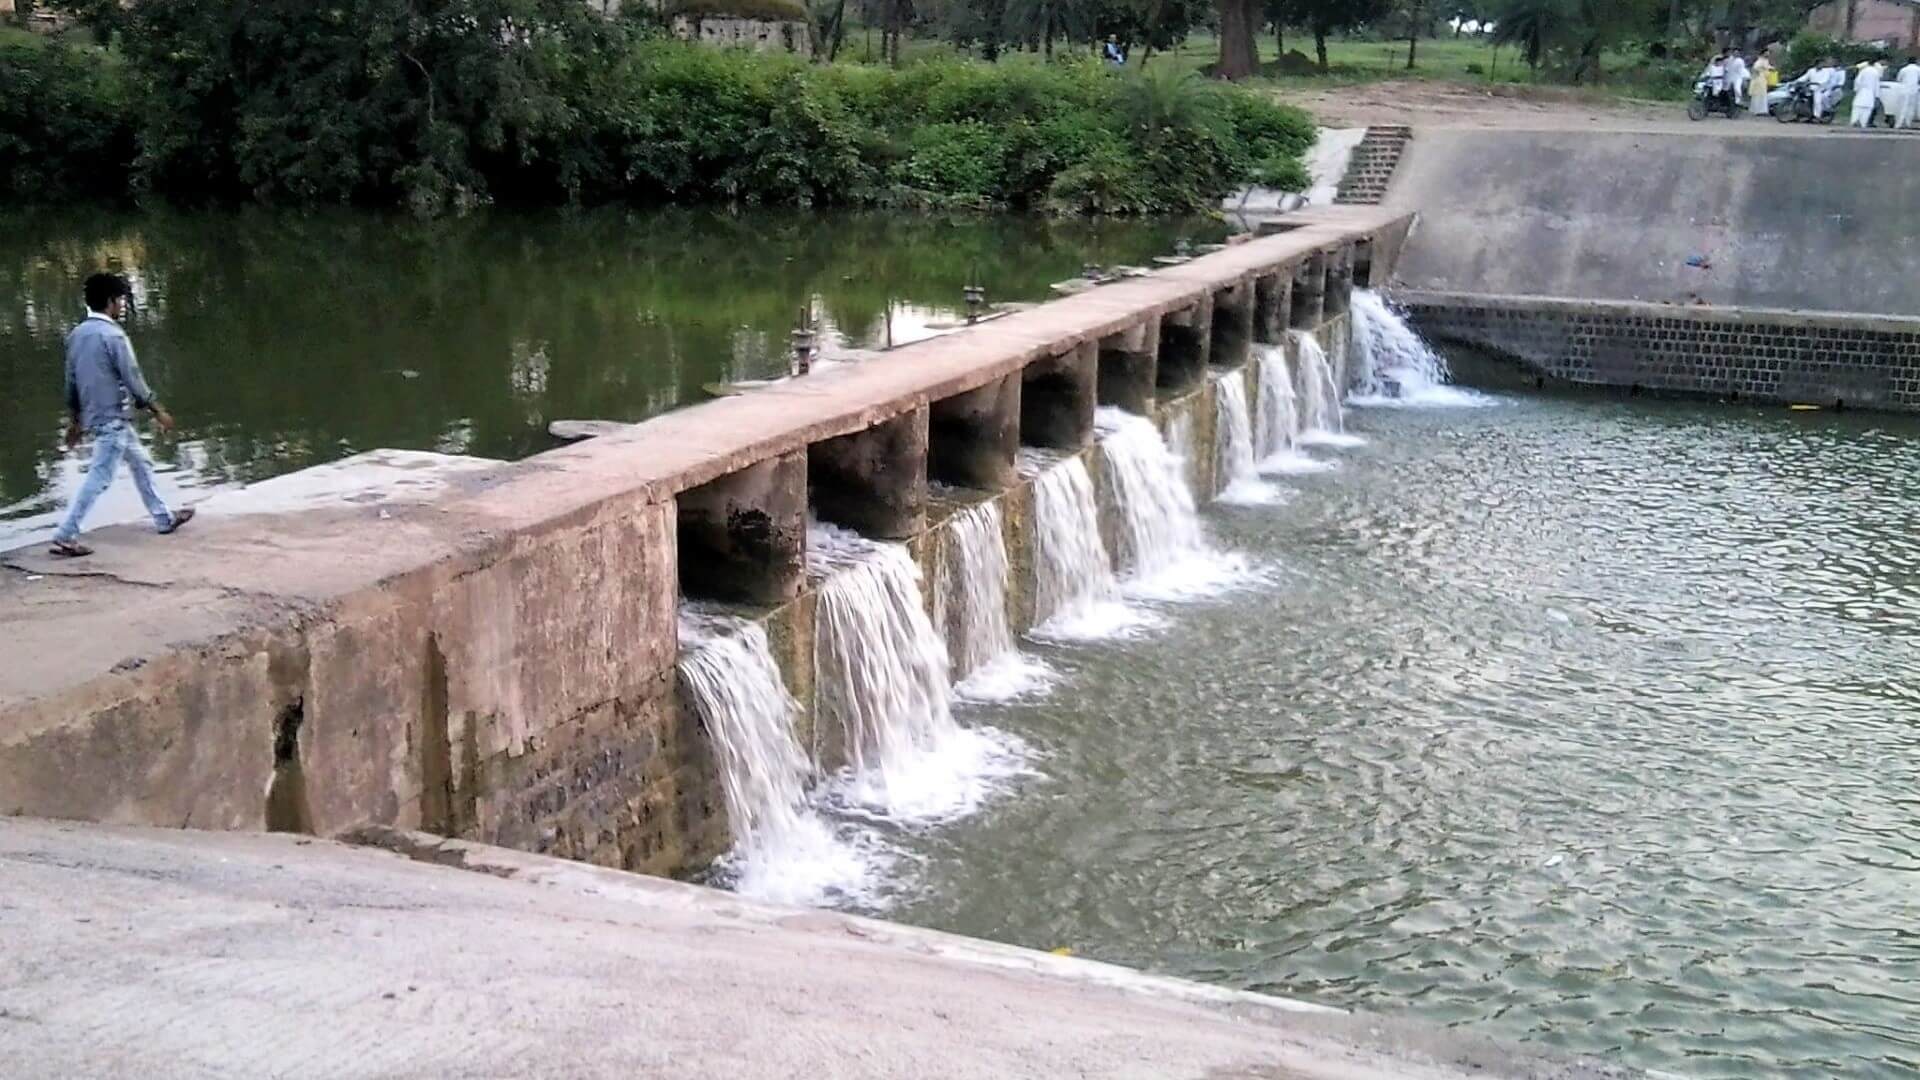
top-left (1688, 76), bottom-right (1741, 120)
top-left (1770, 80), bottom-right (1835, 124)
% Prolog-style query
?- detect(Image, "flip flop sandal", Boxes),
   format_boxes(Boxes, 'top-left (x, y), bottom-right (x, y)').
top-left (159, 507), bottom-right (196, 535)
top-left (50, 540), bottom-right (92, 558)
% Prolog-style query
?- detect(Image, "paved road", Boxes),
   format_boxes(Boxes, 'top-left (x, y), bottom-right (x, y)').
top-left (0, 819), bottom-right (1646, 1080)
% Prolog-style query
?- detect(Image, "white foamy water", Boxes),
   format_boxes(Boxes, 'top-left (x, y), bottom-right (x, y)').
top-left (811, 524), bottom-right (1027, 824)
top-left (1096, 406), bottom-right (1251, 601)
top-left (679, 617), bottom-right (876, 907)
top-left (1348, 290), bottom-right (1492, 408)
top-left (1291, 329), bottom-right (1345, 437)
top-left (1027, 456), bottom-right (1152, 641)
top-left (1253, 344), bottom-right (1301, 459)
top-left (1213, 368), bottom-right (1280, 505)
top-left (940, 502), bottom-right (1051, 701)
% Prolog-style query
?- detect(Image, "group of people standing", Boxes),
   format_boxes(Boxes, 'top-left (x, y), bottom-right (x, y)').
top-left (1703, 50), bottom-right (1920, 127)
top-left (1702, 51), bottom-right (1777, 114)
top-left (1799, 56), bottom-right (1920, 128)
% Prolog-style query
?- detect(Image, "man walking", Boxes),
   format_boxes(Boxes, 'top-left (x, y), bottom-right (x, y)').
top-left (49, 273), bottom-right (194, 558)
top-left (1850, 60), bottom-right (1884, 128)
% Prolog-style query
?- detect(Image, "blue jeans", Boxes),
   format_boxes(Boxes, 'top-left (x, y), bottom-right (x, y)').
top-left (54, 421), bottom-right (175, 542)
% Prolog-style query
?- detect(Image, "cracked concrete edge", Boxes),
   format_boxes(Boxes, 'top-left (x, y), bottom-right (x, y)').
top-left (342, 826), bottom-right (1666, 1080)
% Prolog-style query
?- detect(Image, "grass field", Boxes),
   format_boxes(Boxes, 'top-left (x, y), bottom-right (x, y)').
top-left (852, 29), bottom-right (1690, 103)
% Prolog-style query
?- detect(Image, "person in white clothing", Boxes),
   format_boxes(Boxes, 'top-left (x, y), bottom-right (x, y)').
top-left (1802, 61), bottom-right (1832, 118)
top-left (1822, 60), bottom-right (1848, 119)
top-left (1896, 57), bottom-right (1920, 128)
top-left (1726, 52), bottom-right (1750, 106)
top-left (1850, 60), bottom-right (1883, 127)
top-left (1701, 54), bottom-right (1731, 109)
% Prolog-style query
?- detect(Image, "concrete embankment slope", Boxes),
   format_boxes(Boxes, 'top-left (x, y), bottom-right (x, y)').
top-left (0, 818), bottom-right (1643, 1080)
top-left (1386, 129), bottom-right (1920, 318)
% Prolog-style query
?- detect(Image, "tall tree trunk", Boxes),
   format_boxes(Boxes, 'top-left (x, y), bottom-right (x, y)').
top-left (1314, 23), bottom-right (1330, 72)
top-left (1275, 21), bottom-right (1284, 58)
top-left (1215, 0), bottom-right (1261, 78)
top-left (1667, 0), bottom-right (1683, 39)
top-left (1044, 14), bottom-right (1054, 57)
top-left (1844, 0), bottom-right (1858, 39)
top-left (1406, 0), bottom-right (1421, 69)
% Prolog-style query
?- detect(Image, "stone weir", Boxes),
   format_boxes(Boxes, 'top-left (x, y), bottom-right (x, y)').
top-left (0, 206), bottom-right (1410, 878)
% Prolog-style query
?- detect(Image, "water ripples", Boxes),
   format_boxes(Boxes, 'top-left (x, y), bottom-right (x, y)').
top-left (887, 393), bottom-right (1920, 1079)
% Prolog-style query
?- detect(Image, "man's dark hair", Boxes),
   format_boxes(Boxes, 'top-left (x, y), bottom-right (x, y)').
top-left (84, 272), bottom-right (132, 313)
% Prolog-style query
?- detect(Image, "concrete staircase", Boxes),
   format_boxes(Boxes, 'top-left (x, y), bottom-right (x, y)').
top-left (1334, 126), bottom-right (1412, 205)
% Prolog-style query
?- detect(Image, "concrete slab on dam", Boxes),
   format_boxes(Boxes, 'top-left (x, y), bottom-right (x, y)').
top-left (1385, 128), bottom-right (1920, 318)
top-left (0, 817), bottom-right (1646, 1080)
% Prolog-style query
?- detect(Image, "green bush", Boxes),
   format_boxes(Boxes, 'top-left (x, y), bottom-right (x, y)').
top-left (0, 39), bottom-right (134, 202)
top-left (1784, 32), bottom-right (1888, 78)
top-left (901, 121), bottom-right (1008, 203)
top-left (9, 13), bottom-right (1312, 216)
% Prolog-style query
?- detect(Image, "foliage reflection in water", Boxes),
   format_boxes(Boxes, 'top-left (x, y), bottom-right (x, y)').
top-left (0, 206), bottom-right (1222, 543)
top-left (888, 390), bottom-right (1920, 1079)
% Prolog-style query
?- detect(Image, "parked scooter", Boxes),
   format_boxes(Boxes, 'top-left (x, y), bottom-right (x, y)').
top-left (1770, 80), bottom-right (1835, 124)
top-left (1688, 76), bottom-right (1741, 120)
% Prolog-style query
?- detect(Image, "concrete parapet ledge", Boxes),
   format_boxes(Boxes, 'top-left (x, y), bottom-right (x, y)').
top-left (0, 816), bottom-right (1652, 1080)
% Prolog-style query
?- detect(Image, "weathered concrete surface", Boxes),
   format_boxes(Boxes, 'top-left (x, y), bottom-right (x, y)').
top-left (1158, 295), bottom-right (1214, 391)
top-left (1386, 130), bottom-right (1920, 317)
top-left (0, 818), bottom-right (1648, 1080)
top-left (1020, 341), bottom-right (1099, 449)
top-left (1211, 279), bottom-right (1257, 368)
top-left (809, 406), bottom-right (930, 539)
top-left (928, 372), bottom-right (1020, 490)
top-left (1097, 317), bottom-right (1160, 414)
top-left (1292, 252), bottom-right (1328, 330)
top-left (677, 450), bottom-right (808, 604)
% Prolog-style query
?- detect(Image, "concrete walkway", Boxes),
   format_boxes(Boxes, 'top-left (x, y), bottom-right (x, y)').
top-left (0, 818), bottom-right (1645, 1080)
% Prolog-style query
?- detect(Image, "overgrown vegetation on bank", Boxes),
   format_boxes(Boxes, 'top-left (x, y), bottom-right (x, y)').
top-left (0, 1), bottom-right (1311, 216)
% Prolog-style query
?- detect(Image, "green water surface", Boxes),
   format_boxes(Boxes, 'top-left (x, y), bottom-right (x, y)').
top-left (0, 207), bottom-right (1222, 544)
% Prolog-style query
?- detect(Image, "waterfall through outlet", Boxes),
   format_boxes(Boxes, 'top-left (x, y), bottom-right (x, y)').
top-left (1348, 290), bottom-right (1487, 407)
top-left (1213, 368), bottom-right (1276, 504)
top-left (1027, 454), bottom-right (1141, 640)
top-left (1096, 406), bottom-right (1247, 600)
top-left (812, 524), bottom-right (1026, 823)
top-left (1253, 344), bottom-right (1301, 458)
top-left (941, 502), bottom-right (1050, 701)
top-left (1291, 329), bottom-right (1345, 437)
top-left (678, 617), bottom-right (871, 906)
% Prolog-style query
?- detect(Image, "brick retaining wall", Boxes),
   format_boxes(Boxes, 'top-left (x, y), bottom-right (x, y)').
top-left (1396, 291), bottom-right (1920, 412)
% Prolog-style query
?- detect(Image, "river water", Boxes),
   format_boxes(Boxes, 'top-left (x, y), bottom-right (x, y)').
top-left (0, 207), bottom-right (1220, 544)
top-left (880, 388), bottom-right (1920, 1079)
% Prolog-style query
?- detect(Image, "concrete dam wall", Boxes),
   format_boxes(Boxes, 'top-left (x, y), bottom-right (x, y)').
top-left (1384, 129), bottom-right (1920, 410)
top-left (1386, 129), bottom-right (1920, 317)
top-left (0, 206), bottom-right (1408, 880)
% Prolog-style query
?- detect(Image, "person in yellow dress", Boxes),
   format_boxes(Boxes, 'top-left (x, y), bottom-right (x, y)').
top-left (1750, 54), bottom-right (1775, 115)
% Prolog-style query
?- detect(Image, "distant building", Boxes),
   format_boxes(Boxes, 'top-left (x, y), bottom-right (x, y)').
top-left (582, 0), bottom-right (810, 52)
top-left (1807, 0), bottom-right (1920, 49)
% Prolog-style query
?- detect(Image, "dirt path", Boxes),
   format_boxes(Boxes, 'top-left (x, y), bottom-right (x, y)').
top-left (1275, 78), bottom-right (1918, 138)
